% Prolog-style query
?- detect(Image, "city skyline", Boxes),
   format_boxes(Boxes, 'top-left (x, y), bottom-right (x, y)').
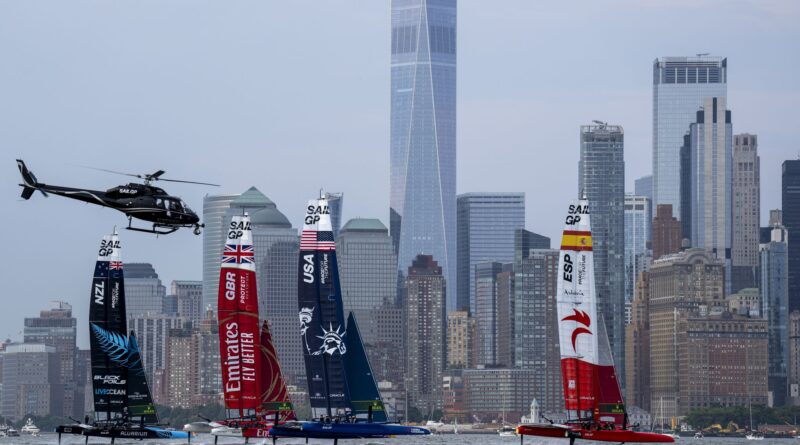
top-left (2, 1), bottom-right (798, 346)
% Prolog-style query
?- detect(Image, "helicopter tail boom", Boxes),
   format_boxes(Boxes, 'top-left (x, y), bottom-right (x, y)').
top-left (16, 159), bottom-right (46, 199)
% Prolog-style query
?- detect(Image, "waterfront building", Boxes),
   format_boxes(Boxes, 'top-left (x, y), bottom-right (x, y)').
top-left (404, 254), bottom-right (446, 415)
top-left (653, 56), bottom-right (727, 217)
top-left (648, 248), bottom-right (725, 419)
top-left (732, 134), bottom-right (761, 292)
top-left (456, 193), bottom-right (524, 313)
top-left (0, 343), bottom-right (59, 421)
top-left (513, 244), bottom-right (561, 412)
top-left (391, 0), bottom-right (458, 311)
top-left (579, 121), bottom-right (626, 379)
top-left (23, 301), bottom-right (80, 418)
top-left (462, 367), bottom-right (537, 423)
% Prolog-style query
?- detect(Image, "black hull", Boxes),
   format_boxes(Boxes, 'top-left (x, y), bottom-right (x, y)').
top-left (56, 424), bottom-right (188, 440)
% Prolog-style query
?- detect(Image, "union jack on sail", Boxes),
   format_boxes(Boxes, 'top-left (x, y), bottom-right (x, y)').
top-left (222, 244), bottom-right (255, 264)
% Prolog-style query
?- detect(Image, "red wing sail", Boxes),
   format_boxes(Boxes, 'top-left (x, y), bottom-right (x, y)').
top-left (218, 215), bottom-right (261, 416)
top-left (597, 315), bottom-right (625, 426)
top-left (259, 320), bottom-right (296, 421)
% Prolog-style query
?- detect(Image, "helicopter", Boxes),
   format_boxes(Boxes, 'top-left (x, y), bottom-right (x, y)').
top-left (16, 159), bottom-right (219, 235)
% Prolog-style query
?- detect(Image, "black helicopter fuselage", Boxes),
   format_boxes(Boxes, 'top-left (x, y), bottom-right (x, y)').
top-left (17, 159), bottom-right (209, 235)
top-left (31, 182), bottom-right (200, 226)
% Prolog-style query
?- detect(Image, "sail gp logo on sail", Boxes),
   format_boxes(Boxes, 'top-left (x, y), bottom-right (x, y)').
top-left (562, 309), bottom-right (592, 352)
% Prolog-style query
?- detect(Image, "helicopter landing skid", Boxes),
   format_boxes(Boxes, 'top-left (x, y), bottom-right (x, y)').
top-left (125, 220), bottom-right (180, 235)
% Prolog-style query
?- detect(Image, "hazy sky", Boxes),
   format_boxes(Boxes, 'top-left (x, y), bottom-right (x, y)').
top-left (2, 1), bottom-right (798, 347)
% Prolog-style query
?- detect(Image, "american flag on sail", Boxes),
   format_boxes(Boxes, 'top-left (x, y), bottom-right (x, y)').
top-left (300, 230), bottom-right (336, 251)
top-left (222, 244), bottom-right (255, 264)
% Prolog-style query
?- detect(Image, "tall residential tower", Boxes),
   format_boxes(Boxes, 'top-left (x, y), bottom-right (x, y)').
top-left (579, 122), bottom-right (626, 380)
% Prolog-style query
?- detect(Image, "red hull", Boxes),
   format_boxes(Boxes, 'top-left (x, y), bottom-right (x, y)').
top-left (517, 424), bottom-right (675, 443)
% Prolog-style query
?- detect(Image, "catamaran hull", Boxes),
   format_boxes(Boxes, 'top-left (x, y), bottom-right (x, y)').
top-left (270, 421), bottom-right (430, 439)
top-left (517, 424), bottom-right (675, 443)
top-left (57, 424), bottom-right (188, 440)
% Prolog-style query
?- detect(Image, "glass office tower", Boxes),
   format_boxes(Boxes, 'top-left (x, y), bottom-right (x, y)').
top-left (391, 0), bottom-right (457, 310)
top-left (653, 56), bottom-right (727, 218)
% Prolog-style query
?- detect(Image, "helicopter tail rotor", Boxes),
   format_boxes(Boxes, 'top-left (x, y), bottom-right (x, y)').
top-left (16, 159), bottom-right (48, 199)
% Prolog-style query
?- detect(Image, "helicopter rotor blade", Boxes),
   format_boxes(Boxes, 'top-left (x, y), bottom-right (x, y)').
top-left (79, 165), bottom-right (143, 179)
top-left (148, 170), bottom-right (166, 180)
top-left (156, 178), bottom-right (220, 187)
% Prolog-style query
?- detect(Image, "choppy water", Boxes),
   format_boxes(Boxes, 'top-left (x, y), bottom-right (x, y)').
top-left (0, 434), bottom-right (796, 445)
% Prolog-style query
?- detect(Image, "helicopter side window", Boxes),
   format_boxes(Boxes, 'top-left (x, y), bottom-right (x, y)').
top-left (155, 198), bottom-right (164, 208)
top-left (168, 200), bottom-right (182, 211)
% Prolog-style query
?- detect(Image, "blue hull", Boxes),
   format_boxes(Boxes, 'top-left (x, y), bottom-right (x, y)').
top-left (270, 421), bottom-right (430, 439)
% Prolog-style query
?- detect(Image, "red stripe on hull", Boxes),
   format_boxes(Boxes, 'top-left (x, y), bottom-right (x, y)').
top-left (517, 424), bottom-right (675, 443)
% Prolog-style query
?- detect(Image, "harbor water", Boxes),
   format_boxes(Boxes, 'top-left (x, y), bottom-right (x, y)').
top-left (0, 435), bottom-right (793, 445)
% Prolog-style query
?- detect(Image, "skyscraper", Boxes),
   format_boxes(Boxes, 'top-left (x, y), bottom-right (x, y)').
top-left (337, 218), bottom-right (403, 386)
top-left (634, 175), bottom-right (654, 241)
top-left (125, 263), bottom-right (167, 320)
top-left (23, 301), bottom-right (80, 418)
top-left (250, 203), bottom-right (303, 386)
top-left (338, 218), bottom-right (397, 313)
top-left (474, 261), bottom-right (511, 366)
top-left (784, 161), bottom-right (800, 312)
top-left (761, 210), bottom-right (789, 405)
top-left (456, 193), bottom-right (525, 313)
top-left (579, 122), bottom-right (625, 379)
top-left (732, 134), bottom-right (760, 293)
top-left (404, 254), bottom-right (446, 415)
top-left (202, 193), bottom-right (238, 309)
top-left (129, 314), bottom-right (185, 387)
top-left (391, 0), bottom-right (457, 310)
top-left (325, 192), bottom-right (344, 239)
top-left (513, 245), bottom-right (561, 412)
top-left (689, 97), bottom-right (732, 291)
top-left (172, 280), bottom-right (203, 327)
top-left (624, 195), bottom-right (651, 305)
top-left (653, 56), bottom-right (727, 217)
top-left (202, 187), bottom-right (274, 311)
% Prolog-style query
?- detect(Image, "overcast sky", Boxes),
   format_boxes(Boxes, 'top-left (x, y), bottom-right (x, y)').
top-left (2, 1), bottom-right (798, 347)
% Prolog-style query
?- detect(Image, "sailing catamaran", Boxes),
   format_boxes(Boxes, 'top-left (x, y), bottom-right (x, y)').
top-left (56, 233), bottom-right (188, 443)
top-left (517, 200), bottom-right (673, 444)
top-left (186, 214), bottom-right (296, 441)
top-left (269, 195), bottom-right (430, 444)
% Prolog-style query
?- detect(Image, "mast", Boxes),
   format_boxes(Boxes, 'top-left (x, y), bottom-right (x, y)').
top-left (298, 196), bottom-right (351, 418)
top-left (89, 232), bottom-right (127, 423)
top-left (217, 214), bottom-right (261, 419)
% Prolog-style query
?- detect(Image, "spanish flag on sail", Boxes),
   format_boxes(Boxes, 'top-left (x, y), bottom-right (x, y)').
top-left (560, 230), bottom-right (592, 251)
